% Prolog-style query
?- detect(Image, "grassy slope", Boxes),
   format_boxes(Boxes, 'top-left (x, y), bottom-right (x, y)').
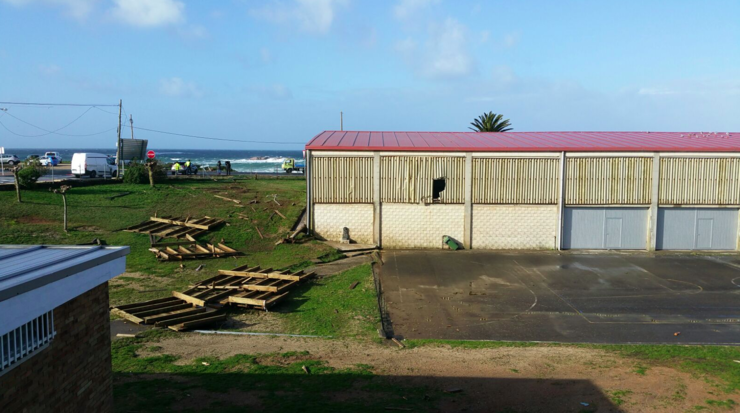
top-left (0, 177), bottom-right (335, 305)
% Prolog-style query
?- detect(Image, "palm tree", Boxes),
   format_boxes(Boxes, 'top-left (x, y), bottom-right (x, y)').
top-left (469, 112), bottom-right (512, 132)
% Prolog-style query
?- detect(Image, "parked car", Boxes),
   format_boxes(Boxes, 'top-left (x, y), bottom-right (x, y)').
top-left (170, 161), bottom-right (199, 175)
top-left (71, 153), bottom-right (118, 178)
top-left (39, 155), bottom-right (60, 167)
top-left (0, 154), bottom-right (20, 166)
top-left (44, 152), bottom-right (62, 162)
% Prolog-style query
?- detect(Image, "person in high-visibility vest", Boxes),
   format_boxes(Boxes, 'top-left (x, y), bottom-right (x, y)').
top-left (173, 162), bottom-right (182, 175)
top-left (184, 160), bottom-right (192, 175)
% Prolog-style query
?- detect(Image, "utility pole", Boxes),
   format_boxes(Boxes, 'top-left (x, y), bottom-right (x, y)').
top-left (340, 111), bottom-right (343, 131)
top-left (129, 114), bottom-right (134, 139)
top-left (116, 99), bottom-right (122, 177)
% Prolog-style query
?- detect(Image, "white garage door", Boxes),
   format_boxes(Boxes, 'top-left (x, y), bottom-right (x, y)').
top-left (657, 208), bottom-right (738, 250)
top-left (563, 207), bottom-right (647, 250)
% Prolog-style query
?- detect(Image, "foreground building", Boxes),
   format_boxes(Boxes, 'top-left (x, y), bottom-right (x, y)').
top-left (0, 245), bottom-right (128, 413)
top-left (306, 131), bottom-right (740, 251)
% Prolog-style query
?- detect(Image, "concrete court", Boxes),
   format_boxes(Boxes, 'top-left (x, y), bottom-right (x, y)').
top-left (379, 250), bottom-right (740, 344)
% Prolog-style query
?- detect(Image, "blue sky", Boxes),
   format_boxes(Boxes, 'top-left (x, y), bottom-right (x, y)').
top-left (0, 0), bottom-right (738, 149)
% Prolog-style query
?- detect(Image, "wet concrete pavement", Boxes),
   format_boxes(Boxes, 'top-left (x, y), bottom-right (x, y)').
top-left (379, 250), bottom-right (740, 344)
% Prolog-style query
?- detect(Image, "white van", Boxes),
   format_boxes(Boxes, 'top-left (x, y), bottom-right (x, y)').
top-left (71, 153), bottom-right (118, 178)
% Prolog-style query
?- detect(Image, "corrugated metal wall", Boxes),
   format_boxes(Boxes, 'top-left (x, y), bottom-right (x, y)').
top-left (566, 157), bottom-right (652, 205)
top-left (472, 158), bottom-right (559, 204)
top-left (311, 156), bottom-right (373, 203)
top-left (381, 156), bottom-right (465, 203)
top-left (563, 207), bottom-right (648, 249)
top-left (657, 208), bottom-right (738, 250)
top-left (660, 158), bottom-right (740, 205)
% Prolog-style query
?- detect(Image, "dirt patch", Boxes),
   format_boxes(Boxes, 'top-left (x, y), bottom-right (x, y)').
top-left (144, 335), bottom-right (728, 412)
top-left (75, 225), bottom-right (105, 233)
top-left (17, 216), bottom-right (57, 225)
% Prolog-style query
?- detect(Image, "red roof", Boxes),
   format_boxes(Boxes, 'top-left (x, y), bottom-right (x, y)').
top-left (306, 131), bottom-right (740, 152)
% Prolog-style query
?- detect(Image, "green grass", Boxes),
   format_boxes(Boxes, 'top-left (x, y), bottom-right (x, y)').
top-left (608, 389), bottom-right (633, 406)
top-left (276, 264), bottom-right (379, 337)
top-left (0, 178), bottom-right (337, 306)
top-left (705, 399), bottom-right (737, 409)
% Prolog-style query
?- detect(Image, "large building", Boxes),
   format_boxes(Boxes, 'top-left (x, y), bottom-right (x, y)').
top-left (305, 131), bottom-right (740, 251)
top-left (0, 245), bottom-right (128, 413)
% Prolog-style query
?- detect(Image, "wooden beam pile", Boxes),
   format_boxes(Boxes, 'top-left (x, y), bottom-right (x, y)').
top-left (148, 242), bottom-right (241, 261)
top-left (110, 264), bottom-right (315, 331)
top-left (124, 216), bottom-right (224, 239)
top-left (110, 297), bottom-right (226, 332)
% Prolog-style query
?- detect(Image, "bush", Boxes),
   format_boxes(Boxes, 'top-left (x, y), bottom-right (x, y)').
top-left (16, 163), bottom-right (45, 188)
top-left (123, 161), bottom-right (167, 185)
top-left (122, 162), bottom-right (148, 184)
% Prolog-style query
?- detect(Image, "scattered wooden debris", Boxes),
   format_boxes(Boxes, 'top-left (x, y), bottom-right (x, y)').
top-left (302, 365), bottom-right (310, 374)
top-left (255, 226), bottom-right (264, 239)
top-left (274, 210), bottom-right (287, 219)
top-left (391, 338), bottom-right (405, 348)
top-left (148, 242), bottom-right (242, 261)
top-left (124, 216), bottom-right (224, 239)
top-left (214, 195), bottom-right (242, 204)
top-left (110, 296), bottom-right (226, 332)
top-left (349, 281), bottom-right (359, 290)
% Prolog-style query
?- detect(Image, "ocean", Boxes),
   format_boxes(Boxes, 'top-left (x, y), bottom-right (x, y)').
top-left (7, 148), bottom-right (304, 173)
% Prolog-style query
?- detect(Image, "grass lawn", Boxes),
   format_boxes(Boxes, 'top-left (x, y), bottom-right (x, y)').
top-left (0, 177), bottom-right (336, 305)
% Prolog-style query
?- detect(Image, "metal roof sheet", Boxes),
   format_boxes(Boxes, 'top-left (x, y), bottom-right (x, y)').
top-left (0, 245), bottom-right (129, 302)
top-left (305, 131), bottom-right (740, 152)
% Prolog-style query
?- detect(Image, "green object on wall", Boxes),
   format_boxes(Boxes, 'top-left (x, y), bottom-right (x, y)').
top-left (443, 236), bottom-right (460, 250)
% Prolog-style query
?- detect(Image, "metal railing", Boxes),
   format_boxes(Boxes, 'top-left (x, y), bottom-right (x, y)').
top-left (0, 311), bottom-right (55, 375)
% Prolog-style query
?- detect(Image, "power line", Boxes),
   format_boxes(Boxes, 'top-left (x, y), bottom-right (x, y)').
top-left (129, 125), bottom-right (304, 145)
top-left (2, 107), bottom-right (95, 137)
top-left (0, 101), bottom-right (119, 107)
top-left (0, 119), bottom-right (117, 138)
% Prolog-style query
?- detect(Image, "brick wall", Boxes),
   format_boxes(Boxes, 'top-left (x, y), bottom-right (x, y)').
top-left (314, 203), bottom-right (374, 244)
top-left (382, 203), bottom-right (465, 249)
top-left (0, 282), bottom-right (113, 413)
top-left (473, 205), bottom-right (558, 249)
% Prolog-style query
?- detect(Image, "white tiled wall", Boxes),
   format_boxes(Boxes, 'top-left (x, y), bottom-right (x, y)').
top-left (381, 204), bottom-right (464, 249)
top-left (472, 205), bottom-right (558, 249)
top-left (314, 204), bottom-right (374, 244)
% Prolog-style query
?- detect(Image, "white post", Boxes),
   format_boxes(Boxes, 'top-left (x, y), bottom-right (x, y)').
top-left (648, 152), bottom-right (660, 251)
top-left (556, 151), bottom-right (566, 250)
top-left (463, 153), bottom-right (473, 249)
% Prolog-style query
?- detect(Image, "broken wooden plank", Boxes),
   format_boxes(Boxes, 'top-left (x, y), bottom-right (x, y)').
top-left (255, 226), bottom-right (264, 239)
top-left (274, 210), bottom-right (287, 219)
top-left (144, 307), bottom-right (207, 324)
top-left (168, 313), bottom-right (227, 331)
top-left (172, 291), bottom-right (208, 307)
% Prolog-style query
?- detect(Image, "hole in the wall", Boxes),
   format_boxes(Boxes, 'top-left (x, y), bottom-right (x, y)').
top-left (432, 178), bottom-right (446, 201)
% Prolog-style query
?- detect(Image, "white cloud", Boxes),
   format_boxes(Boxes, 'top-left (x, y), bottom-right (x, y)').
top-left (393, 0), bottom-right (439, 20)
top-left (260, 48), bottom-right (275, 64)
top-left (502, 32), bottom-right (519, 48)
top-left (248, 84), bottom-right (293, 100)
top-left (1, 0), bottom-right (97, 20)
top-left (38, 64), bottom-right (61, 75)
top-left (394, 18), bottom-right (475, 80)
top-left (421, 18), bottom-right (474, 79)
top-left (159, 77), bottom-right (203, 98)
top-left (250, 0), bottom-right (347, 34)
top-left (110, 0), bottom-right (184, 28)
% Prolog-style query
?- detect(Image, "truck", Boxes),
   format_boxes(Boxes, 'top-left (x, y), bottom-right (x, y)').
top-left (282, 158), bottom-right (305, 173)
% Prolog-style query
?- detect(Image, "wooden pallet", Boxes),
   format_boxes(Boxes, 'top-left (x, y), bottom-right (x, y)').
top-left (110, 296), bottom-right (226, 331)
top-left (123, 216), bottom-right (224, 239)
top-left (148, 242), bottom-right (241, 261)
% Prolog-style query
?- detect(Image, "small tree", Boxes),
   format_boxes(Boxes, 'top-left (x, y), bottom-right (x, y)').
top-left (146, 160), bottom-right (159, 188)
top-left (50, 185), bottom-right (71, 233)
top-left (11, 165), bottom-right (22, 203)
top-left (11, 162), bottom-right (45, 203)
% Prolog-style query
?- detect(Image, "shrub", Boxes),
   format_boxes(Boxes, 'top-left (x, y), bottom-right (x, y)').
top-left (16, 163), bottom-right (45, 188)
top-left (123, 161), bottom-right (167, 185)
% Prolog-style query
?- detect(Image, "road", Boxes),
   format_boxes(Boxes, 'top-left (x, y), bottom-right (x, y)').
top-left (0, 165), bottom-right (303, 184)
